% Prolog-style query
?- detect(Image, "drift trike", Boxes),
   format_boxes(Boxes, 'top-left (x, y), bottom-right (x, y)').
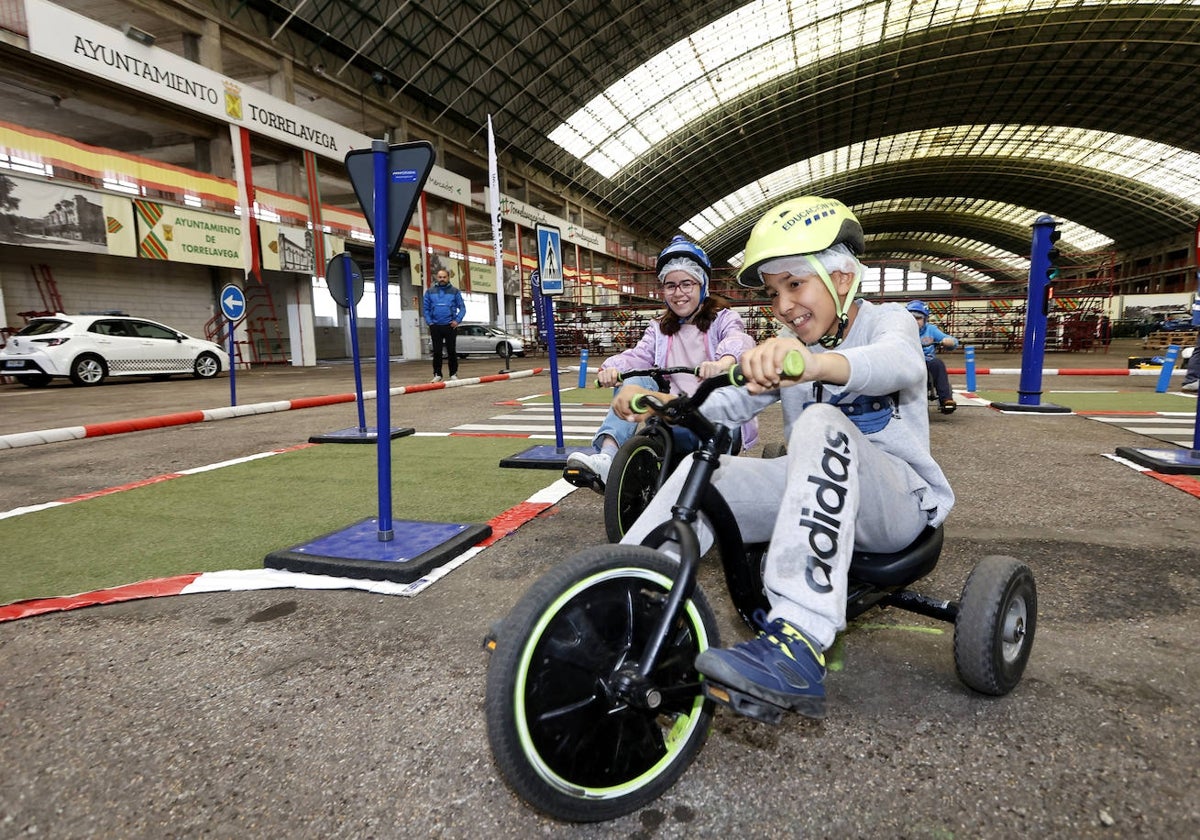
top-left (485, 353), bottom-right (1036, 822)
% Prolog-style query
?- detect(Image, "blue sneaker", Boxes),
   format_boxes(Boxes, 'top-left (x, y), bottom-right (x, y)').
top-left (695, 612), bottom-right (826, 721)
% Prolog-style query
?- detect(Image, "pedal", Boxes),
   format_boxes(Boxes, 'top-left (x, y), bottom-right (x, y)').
top-left (562, 465), bottom-right (604, 494)
top-left (482, 619), bottom-right (504, 653)
top-left (703, 681), bottom-right (786, 725)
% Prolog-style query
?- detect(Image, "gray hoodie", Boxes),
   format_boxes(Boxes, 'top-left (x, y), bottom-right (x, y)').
top-left (699, 299), bottom-right (955, 526)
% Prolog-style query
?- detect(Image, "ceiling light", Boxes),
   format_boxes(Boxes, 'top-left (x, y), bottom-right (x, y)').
top-left (121, 24), bottom-right (156, 47)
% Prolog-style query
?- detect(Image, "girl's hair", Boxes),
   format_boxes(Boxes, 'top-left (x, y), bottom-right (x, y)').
top-left (659, 294), bottom-right (729, 335)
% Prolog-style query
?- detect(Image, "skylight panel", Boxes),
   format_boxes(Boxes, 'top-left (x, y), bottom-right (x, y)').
top-left (687, 125), bottom-right (1200, 247)
top-left (550, 0), bottom-right (1193, 178)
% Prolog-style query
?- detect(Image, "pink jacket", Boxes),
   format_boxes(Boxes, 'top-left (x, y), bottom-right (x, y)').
top-left (600, 308), bottom-right (759, 449)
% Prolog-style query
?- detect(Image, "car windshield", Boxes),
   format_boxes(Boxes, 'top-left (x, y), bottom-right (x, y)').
top-left (17, 319), bottom-right (69, 336)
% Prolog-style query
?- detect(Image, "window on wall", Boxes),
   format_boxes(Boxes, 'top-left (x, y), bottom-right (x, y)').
top-left (425, 194), bottom-right (461, 239)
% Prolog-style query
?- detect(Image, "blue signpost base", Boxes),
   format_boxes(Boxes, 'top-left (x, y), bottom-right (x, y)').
top-left (308, 426), bottom-right (415, 444)
top-left (264, 517), bottom-right (491, 583)
top-left (1114, 446), bottom-right (1200, 475)
top-left (989, 400), bottom-right (1072, 414)
top-left (499, 443), bottom-right (596, 470)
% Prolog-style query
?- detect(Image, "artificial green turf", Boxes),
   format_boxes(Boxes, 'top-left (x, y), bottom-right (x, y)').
top-left (0, 437), bottom-right (560, 605)
top-left (521, 384), bottom-right (612, 405)
top-left (975, 389), bottom-right (1198, 413)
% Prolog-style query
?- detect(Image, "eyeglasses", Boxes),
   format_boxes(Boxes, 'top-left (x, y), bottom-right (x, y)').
top-left (662, 279), bottom-right (698, 294)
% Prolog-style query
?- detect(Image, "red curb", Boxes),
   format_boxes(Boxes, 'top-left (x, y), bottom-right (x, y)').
top-left (62, 473), bottom-right (184, 502)
top-left (84, 410), bottom-right (207, 437)
top-left (289, 393), bottom-right (357, 410)
top-left (1146, 471), bottom-right (1200, 498)
top-left (0, 574), bottom-right (203, 622)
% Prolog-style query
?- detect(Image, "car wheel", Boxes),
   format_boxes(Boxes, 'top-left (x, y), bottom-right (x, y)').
top-left (16, 373), bottom-right (52, 388)
top-left (495, 342), bottom-right (514, 359)
top-left (192, 352), bottom-right (221, 379)
top-left (69, 354), bottom-right (106, 386)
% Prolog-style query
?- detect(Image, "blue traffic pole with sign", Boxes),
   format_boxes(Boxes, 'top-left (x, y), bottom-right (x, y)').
top-left (991, 216), bottom-right (1069, 414)
top-left (218, 282), bottom-right (246, 407)
top-left (370, 140), bottom-right (394, 541)
top-left (265, 140), bottom-right (492, 583)
top-left (498, 230), bottom-right (594, 470)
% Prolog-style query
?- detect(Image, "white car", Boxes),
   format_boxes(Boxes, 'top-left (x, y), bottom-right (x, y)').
top-left (1, 313), bottom-right (230, 387)
top-left (455, 323), bottom-right (525, 358)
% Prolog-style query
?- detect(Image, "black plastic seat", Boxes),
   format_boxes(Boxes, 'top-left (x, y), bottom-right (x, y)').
top-left (849, 525), bottom-right (944, 588)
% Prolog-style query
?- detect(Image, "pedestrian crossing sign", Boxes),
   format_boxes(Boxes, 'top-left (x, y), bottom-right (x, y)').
top-left (536, 223), bottom-right (563, 296)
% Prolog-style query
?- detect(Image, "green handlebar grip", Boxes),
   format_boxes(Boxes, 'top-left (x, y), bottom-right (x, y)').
top-left (781, 350), bottom-right (805, 378)
top-left (629, 393), bottom-right (648, 413)
top-left (729, 349), bottom-right (806, 386)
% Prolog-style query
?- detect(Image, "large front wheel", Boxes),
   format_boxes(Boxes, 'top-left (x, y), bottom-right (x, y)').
top-left (604, 433), bottom-right (668, 543)
top-left (485, 545), bottom-right (719, 822)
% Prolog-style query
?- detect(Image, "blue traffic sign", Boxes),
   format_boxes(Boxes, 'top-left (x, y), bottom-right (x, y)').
top-left (219, 283), bottom-right (247, 322)
top-left (536, 224), bottom-right (563, 296)
top-left (345, 141), bottom-right (436, 259)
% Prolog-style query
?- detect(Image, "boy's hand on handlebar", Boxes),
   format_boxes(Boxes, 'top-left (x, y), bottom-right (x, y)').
top-left (736, 338), bottom-right (811, 394)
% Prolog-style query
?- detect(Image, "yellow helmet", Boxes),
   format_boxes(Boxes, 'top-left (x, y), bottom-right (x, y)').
top-left (737, 196), bottom-right (865, 288)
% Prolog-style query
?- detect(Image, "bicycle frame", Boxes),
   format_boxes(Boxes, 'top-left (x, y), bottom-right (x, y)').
top-left (607, 374), bottom-right (736, 708)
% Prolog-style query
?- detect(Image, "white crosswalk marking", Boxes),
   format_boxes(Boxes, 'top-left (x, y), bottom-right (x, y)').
top-left (451, 403), bottom-right (606, 438)
top-left (1085, 412), bottom-right (1198, 448)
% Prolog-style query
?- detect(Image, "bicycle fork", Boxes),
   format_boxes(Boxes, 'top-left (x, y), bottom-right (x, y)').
top-left (609, 437), bottom-right (726, 711)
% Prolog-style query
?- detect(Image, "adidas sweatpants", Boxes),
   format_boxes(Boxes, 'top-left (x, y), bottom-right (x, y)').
top-left (620, 403), bottom-right (929, 649)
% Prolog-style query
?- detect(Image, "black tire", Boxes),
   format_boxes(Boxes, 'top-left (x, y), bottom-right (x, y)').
top-left (69, 354), bottom-right (106, 386)
top-left (16, 373), bottom-right (52, 388)
top-left (954, 556), bottom-right (1037, 696)
top-left (485, 545), bottom-right (719, 822)
top-left (603, 433), bottom-right (667, 543)
top-left (495, 341), bottom-right (512, 359)
top-left (192, 352), bottom-right (221, 379)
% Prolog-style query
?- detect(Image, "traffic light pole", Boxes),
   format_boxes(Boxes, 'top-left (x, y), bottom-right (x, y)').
top-left (992, 215), bottom-right (1070, 414)
top-left (1016, 215), bottom-right (1060, 406)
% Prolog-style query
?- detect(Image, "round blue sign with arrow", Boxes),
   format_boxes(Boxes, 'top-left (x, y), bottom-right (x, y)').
top-left (219, 283), bottom-right (247, 323)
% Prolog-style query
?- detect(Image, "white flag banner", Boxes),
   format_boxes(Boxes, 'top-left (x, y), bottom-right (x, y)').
top-left (487, 115), bottom-right (506, 331)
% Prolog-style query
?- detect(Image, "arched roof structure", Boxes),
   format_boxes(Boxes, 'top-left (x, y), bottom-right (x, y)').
top-left (230, 0), bottom-right (1200, 275)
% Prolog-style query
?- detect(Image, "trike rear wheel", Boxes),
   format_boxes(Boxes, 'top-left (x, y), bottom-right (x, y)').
top-left (954, 555), bottom-right (1037, 695)
top-left (485, 545), bottom-right (719, 822)
top-left (604, 433), bottom-right (668, 543)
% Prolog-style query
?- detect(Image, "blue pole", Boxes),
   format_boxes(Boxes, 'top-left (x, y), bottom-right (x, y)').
top-left (343, 253), bottom-right (366, 431)
top-left (578, 347), bottom-right (589, 389)
top-left (964, 345), bottom-right (976, 393)
top-left (1017, 215), bottom-right (1058, 406)
top-left (227, 318), bottom-right (237, 406)
top-left (544, 297), bottom-right (566, 452)
top-left (371, 140), bottom-right (393, 541)
top-left (1193, 388), bottom-right (1200, 450)
top-left (1154, 345), bottom-right (1180, 394)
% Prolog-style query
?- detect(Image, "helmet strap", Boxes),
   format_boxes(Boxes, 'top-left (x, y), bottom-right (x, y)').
top-left (803, 256), bottom-right (863, 348)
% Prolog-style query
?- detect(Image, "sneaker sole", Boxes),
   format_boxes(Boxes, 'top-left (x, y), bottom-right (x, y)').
top-left (696, 657), bottom-right (826, 720)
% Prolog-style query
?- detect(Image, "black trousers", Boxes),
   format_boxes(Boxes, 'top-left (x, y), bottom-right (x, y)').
top-left (925, 356), bottom-right (952, 401)
top-left (430, 323), bottom-right (458, 376)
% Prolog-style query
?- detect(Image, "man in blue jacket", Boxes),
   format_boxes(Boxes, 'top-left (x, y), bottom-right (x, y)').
top-left (423, 267), bottom-right (467, 382)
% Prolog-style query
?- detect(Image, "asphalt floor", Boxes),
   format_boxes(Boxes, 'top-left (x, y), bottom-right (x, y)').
top-left (1, 340), bottom-right (1198, 838)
